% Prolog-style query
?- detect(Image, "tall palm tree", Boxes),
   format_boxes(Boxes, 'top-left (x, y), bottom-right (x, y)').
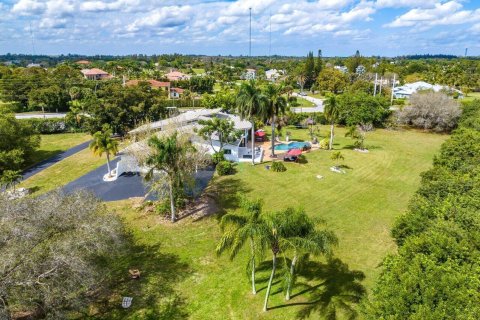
top-left (216, 198), bottom-right (268, 295)
top-left (236, 80), bottom-right (267, 165)
top-left (323, 95), bottom-right (340, 150)
top-left (145, 133), bottom-right (194, 222)
top-left (89, 128), bottom-right (119, 177)
top-left (263, 83), bottom-right (287, 157)
top-left (280, 208), bottom-right (338, 301)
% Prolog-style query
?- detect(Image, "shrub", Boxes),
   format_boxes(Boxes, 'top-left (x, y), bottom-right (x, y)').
top-left (216, 161), bottom-right (234, 176)
top-left (318, 138), bottom-right (329, 149)
top-left (271, 161), bottom-right (287, 172)
top-left (19, 118), bottom-right (73, 134)
top-left (212, 151), bottom-right (225, 164)
top-left (397, 92), bottom-right (461, 132)
top-left (297, 154), bottom-right (308, 164)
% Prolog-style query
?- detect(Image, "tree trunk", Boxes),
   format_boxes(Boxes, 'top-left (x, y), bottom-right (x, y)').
top-left (263, 253), bottom-right (277, 312)
top-left (106, 153), bottom-right (112, 176)
top-left (251, 122), bottom-right (255, 165)
top-left (329, 122), bottom-right (334, 150)
top-left (169, 179), bottom-right (176, 222)
top-left (271, 117), bottom-right (276, 157)
top-left (286, 254), bottom-right (297, 300)
top-left (250, 238), bottom-right (257, 295)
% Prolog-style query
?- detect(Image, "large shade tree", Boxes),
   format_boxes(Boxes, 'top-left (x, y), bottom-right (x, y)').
top-left (216, 198), bottom-right (269, 295)
top-left (263, 83), bottom-right (287, 157)
top-left (236, 80), bottom-right (267, 165)
top-left (0, 190), bottom-right (124, 319)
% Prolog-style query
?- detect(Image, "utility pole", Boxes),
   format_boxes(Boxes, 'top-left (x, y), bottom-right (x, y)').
top-left (373, 73), bottom-right (378, 96)
top-left (379, 77), bottom-right (383, 94)
top-left (390, 74), bottom-right (396, 105)
top-left (249, 7), bottom-right (252, 57)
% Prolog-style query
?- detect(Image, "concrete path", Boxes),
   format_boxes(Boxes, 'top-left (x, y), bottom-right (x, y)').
top-left (291, 93), bottom-right (324, 113)
top-left (63, 158), bottom-right (215, 202)
top-left (16, 113), bottom-right (67, 119)
top-left (22, 140), bottom-right (91, 180)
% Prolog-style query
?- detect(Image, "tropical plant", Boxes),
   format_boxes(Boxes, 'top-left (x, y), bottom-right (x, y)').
top-left (331, 151), bottom-right (344, 166)
top-left (263, 83), bottom-right (287, 157)
top-left (216, 198), bottom-right (269, 295)
top-left (0, 170), bottom-right (22, 192)
top-left (144, 132), bottom-right (195, 222)
top-left (323, 95), bottom-right (340, 150)
top-left (197, 117), bottom-right (240, 153)
top-left (89, 126), bottom-right (119, 177)
top-left (216, 160), bottom-right (234, 176)
top-left (345, 126), bottom-right (366, 150)
top-left (236, 81), bottom-right (267, 165)
top-left (271, 161), bottom-right (287, 172)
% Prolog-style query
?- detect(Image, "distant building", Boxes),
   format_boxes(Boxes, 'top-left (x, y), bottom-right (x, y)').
top-left (165, 70), bottom-right (191, 81)
top-left (334, 66), bottom-right (348, 73)
top-left (356, 65), bottom-right (366, 75)
top-left (27, 63), bottom-right (41, 68)
top-left (170, 87), bottom-right (184, 99)
top-left (265, 69), bottom-right (284, 81)
top-left (126, 79), bottom-right (170, 91)
top-left (393, 81), bottom-right (463, 99)
top-left (81, 68), bottom-right (111, 80)
top-left (242, 68), bottom-right (256, 80)
top-left (76, 60), bottom-right (91, 65)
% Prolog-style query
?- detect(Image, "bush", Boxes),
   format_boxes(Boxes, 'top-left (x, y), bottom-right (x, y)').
top-left (297, 154), bottom-right (308, 164)
top-left (271, 161), bottom-right (287, 172)
top-left (212, 151), bottom-right (225, 164)
top-left (216, 161), bottom-right (234, 176)
top-left (397, 92), bottom-right (461, 132)
top-left (19, 118), bottom-right (73, 134)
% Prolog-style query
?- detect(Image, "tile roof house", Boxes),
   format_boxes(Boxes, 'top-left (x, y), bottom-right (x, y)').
top-left (165, 70), bottom-right (191, 81)
top-left (126, 79), bottom-right (171, 90)
top-left (170, 87), bottom-right (185, 99)
top-left (81, 68), bottom-right (112, 80)
top-left (76, 60), bottom-right (91, 65)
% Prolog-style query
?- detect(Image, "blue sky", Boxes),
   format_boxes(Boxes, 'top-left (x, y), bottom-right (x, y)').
top-left (1, 0), bottom-right (480, 56)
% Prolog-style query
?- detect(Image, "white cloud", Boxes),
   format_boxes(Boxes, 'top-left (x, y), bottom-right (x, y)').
top-left (375, 0), bottom-right (440, 9)
top-left (11, 0), bottom-right (46, 15)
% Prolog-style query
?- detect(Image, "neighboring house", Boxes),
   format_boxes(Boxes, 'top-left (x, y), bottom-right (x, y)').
top-left (76, 60), bottom-right (91, 65)
top-left (393, 81), bottom-right (463, 99)
top-left (170, 87), bottom-right (184, 99)
top-left (81, 68), bottom-right (111, 80)
top-left (242, 68), bottom-right (256, 80)
top-left (27, 63), bottom-right (41, 68)
top-left (165, 70), bottom-right (191, 81)
top-left (265, 69), bottom-right (284, 81)
top-left (111, 109), bottom-right (263, 179)
top-left (334, 66), bottom-right (348, 73)
top-left (126, 79), bottom-right (171, 91)
top-left (356, 65), bottom-right (366, 75)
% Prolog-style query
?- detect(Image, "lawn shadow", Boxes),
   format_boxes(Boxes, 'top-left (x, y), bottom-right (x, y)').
top-left (204, 176), bottom-right (251, 220)
top-left (266, 258), bottom-right (366, 319)
top-left (90, 233), bottom-right (191, 319)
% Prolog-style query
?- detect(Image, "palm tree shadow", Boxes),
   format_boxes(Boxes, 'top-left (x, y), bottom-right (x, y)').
top-left (268, 258), bottom-right (366, 320)
top-left (205, 176), bottom-right (251, 220)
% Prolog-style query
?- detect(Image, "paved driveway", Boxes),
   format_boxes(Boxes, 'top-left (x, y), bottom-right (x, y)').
top-left (22, 140), bottom-right (91, 180)
top-left (291, 93), bottom-right (324, 113)
top-left (63, 158), bottom-right (215, 202)
top-left (16, 113), bottom-right (67, 119)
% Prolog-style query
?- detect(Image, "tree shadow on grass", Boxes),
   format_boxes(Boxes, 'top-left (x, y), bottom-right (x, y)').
top-left (267, 258), bottom-right (366, 320)
top-left (90, 233), bottom-right (191, 319)
top-left (204, 176), bottom-right (251, 220)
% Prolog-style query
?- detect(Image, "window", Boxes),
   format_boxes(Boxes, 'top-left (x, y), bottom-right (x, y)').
top-left (223, 149), bottom-right (232, 155)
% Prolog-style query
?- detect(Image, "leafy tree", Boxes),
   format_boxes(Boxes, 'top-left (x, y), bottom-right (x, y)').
top-left (197, 118), bottom-right (240, 153)
top-left (304, 51), bottom-right (316, 89)
top-left (145, 132), bottom-right (196, 222)
top-left (263, 83), bottom-right (287, 157)
top-left (316, 68), bottom-right (349, 94)
top-left (216, 198), bottom-right (268, 295)
top-left (323, 95), bottom-right (340, 150)
top-left (345, 126), bottom-right (366, 150)
top-left (89, 126), bottom-right (119, 177)
top-left (0, 190), bottom-right (124, 319)
top-left (0, 170), bottom-right (22, 192)
top-left (0, 113), bottom-right (40, 177)
top-left (314, 49), bottom-right (323, 78)
top-left (236, 81), bottom-right (267, 165)
top-left (331, 151), bottom-right (344, 166)
top-left (336, 92), bottom-right (390, 129)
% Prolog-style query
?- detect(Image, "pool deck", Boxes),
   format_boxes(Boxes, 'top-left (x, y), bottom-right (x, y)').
top-left (258, 139), bottom-right (319, 162)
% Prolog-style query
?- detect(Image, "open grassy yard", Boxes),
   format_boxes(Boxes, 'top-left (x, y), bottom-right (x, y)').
top-left (25, 133), bottom-right (91, 168)
top-left (100, 126), bottom-right (447, 319)
top-left (295, 98), bottom-right (316, 108)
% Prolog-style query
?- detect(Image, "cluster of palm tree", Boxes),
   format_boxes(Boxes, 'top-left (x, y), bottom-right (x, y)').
top-left (216, 198), bottom-right (338, 312)
top-left (236, 81), bottom-right (288, 161)
top-left (89, 125), bottom-right (119, 177)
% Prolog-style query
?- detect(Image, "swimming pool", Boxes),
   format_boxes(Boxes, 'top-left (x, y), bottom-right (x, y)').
top-left (274, 142), bottom-right (311, 151)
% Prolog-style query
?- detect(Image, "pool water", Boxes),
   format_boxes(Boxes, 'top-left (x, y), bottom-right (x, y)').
top-left (274, 142), bottom-right (311, 151)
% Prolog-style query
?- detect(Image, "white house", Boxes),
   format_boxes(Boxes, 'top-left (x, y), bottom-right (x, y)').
top-left (393, 81), bottom-right (463, 99)
top-left (265, 69), bottom-right (283, 81)
top-left (334, 66), bottom-right (348, 73)
top-left (242, 68), bottom-right (256, 80)
top-left (111, 109), bottom-right (264, 180)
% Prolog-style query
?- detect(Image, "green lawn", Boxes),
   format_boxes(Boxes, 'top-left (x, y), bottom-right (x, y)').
top-left (308, 93), bottom-right (325, 99)
top-left (25, 133), bottom-right (92, 169)
top-left (462, 92), bottom-right (480, 102)
top-left (294, 98), bottom-right (316, 108)
top-left (192, 68), bottom-right (206, 75)
top-left (98, 126), bottom-right (447, 319)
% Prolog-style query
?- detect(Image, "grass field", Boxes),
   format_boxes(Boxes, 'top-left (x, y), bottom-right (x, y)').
top-left (98, 126), bottom-right (447, 319)
top-left (294, 98), bottom-right (316, 108)
top-left (462, 92), bottom-right (480, 102)
top-left (25, 133), bottom-right (91, 168)
top-left (20, 147), bottom-right (106, 195)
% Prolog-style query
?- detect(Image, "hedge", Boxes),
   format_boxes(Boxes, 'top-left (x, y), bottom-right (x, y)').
top-left (18, 118), bottom-right (76, 134)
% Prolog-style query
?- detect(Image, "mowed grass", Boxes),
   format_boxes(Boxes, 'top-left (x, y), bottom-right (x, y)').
top-left (101, 126), bottom-right (447, 319)
top-left (20, 147), bottom-right (106, 195)
top-left (295, 98), bottom-right (316, 108)
top-left (25, 133), bottom-right (91, 168)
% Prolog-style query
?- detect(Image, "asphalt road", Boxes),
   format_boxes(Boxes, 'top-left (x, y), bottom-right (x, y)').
top-left (291, 93), bottom-right (324, 113)
top-left (63, 158), bottom-right (215, 202)
top-left (22, 140), bottom-right (91, 180)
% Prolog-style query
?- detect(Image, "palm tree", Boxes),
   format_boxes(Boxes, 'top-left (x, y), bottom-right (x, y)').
top-left (263, 83), bottom-right (287, 157)
top-left (280, 208), bottom-right (338, 301)
top-left (89, 128), bottom-right (119, 177)
top-left (236, 80), bottom-right (267, 165)
top-left (145, 132), bottom-right (193, 222)
top-left (216, 198), bottom-right (268, 295)
top-left (323, 95), bottom-right (340, 150)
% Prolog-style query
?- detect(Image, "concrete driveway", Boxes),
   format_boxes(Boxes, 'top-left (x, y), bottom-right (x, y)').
top-left (291, 93), bottom-right (324, 113)
top-left (16, 113), bottom-right (67, 119)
